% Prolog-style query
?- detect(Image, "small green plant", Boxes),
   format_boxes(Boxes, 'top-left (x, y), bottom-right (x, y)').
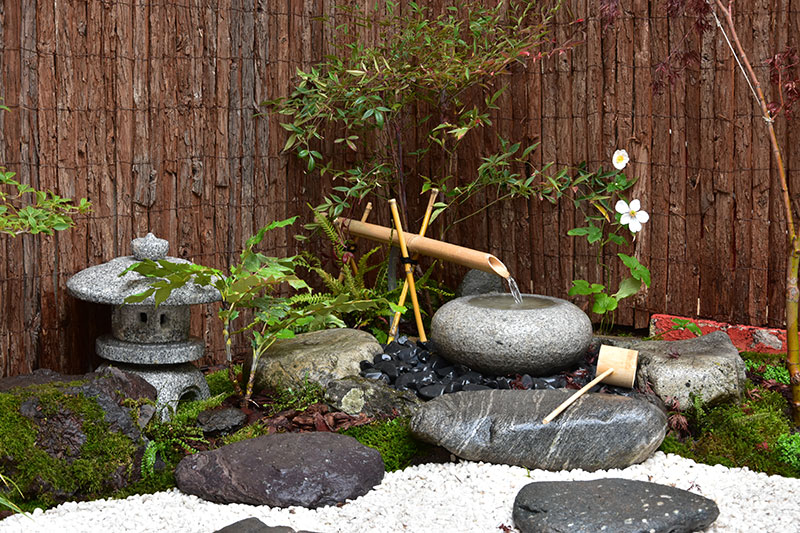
top-left (746, 359), bottom-right (791, 385)
top-left (0, 104), bottom-right (90, 237)
top-left (567, 153), bottom-right (651, 331)
top-left (124, 217), bottom-right (384, 406)
top-left (140, 393), bottom-right (228, 478)
top-left (777, 433), bottom-right (800, 470)
top-left (648, 318), bottom-right (703, 341)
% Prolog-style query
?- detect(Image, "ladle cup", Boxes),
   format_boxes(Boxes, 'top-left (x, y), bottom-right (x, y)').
top-left (542, 345), bottom-right (638, 424)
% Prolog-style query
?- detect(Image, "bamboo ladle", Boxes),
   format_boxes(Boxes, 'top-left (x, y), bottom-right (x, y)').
top-left (542, 345), bottom-right (639, 424)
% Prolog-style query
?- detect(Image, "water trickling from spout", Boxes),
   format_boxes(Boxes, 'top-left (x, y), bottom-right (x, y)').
top-left (506, 276), bottom-right (523, 305)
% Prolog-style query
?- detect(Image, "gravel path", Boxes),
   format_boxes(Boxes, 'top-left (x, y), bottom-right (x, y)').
top-left (1, 452), bottom-right (798, 532)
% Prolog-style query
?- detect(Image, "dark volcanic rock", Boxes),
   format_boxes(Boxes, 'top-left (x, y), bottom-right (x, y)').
top-left (513, 478), bottom-right (719, 533)
top-left (213, 518), bottom-right (321, 533)
top-left (0, 367), bottom-right (156, 505)
top-left (197, 407), bottom-right (248, 437)
top-left (175, 432), bottom-right (384, 508)
top-left (410, 389), bottom-right (666, 471)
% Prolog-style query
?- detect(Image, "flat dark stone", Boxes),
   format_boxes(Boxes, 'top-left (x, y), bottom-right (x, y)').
top-left (176, 432), bottom-right (384, 508)
top-left (212, 518), bottom-right (321, 533)
top-left (513, 478), bottom-right (719, 533)
top-left (197, 407), bottom-right (247, 436)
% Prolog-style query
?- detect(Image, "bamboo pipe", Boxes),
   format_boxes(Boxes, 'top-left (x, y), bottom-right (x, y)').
top-left (334, 218), bottom-right (510, 279)
top-left (388, 189), bottom-right (439, 342)
top-left (388, 199), bottom-right (427, 342)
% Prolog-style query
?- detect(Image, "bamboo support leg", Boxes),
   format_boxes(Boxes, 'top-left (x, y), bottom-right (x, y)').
top-left (388, 189), bottom-right (438, 342)
top-left (388, 199), bottom-right (427, 343)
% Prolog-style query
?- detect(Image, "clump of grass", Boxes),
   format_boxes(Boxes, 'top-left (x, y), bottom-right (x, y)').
top-left (339, 417), bottom-right (429, 471)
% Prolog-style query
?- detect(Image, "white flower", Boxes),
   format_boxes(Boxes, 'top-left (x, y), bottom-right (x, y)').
top-left (615, 199), bottom-right (649, 233)
top-left (612, 149), bottom-right (629, 170)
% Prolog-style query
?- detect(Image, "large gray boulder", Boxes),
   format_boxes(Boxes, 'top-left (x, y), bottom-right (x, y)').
top-left (628, 332), bottom-right (746, 410)
top-left (325, 375), bottom-right (422, 418)
top-left (431, 293), bottom-right (593, 375)
top-left (175, 432), bottom-right (384, 508)
top-left (246, 328), bottom-right (383, 391)
top-left (410, 389), bottom-right (666, 472)
top-left (513, 478), bottom-right (719, 533)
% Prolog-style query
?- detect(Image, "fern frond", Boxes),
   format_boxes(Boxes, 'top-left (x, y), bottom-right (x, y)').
top-left (313, 208), bottom-right (346, 261)
top-left (289, 292), bottom-right (336, 305)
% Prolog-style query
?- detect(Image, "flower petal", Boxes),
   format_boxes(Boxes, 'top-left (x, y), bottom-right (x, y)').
top-left (629, 199), bottom-right (641, 212)
top-left (615, 199), bottom-right (630, 214)
top-left (635, 210), bottom-right (650, 224)
top-left (612, 149), bottom-right (629, 170)
top-left (620, 213), bottom-right (633, 226)
top-left (628, 218), bottom-right (642, 232)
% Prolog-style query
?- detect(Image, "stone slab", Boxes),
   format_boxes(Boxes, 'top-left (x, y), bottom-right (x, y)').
top-left (514, 478), bottom-right (719, 533)
top-left (97, 335), bottom-right (204, 364)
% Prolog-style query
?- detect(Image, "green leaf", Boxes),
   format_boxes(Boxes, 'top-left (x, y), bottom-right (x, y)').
top-left (592, 293), bottom-right (618, 314)
top-left (124, 289), bottom-right (154, 304)
top-left (612, 276), bottom-right (642, 301)
top-left (568, 279), bottom-right (604, 296)
top-left (607, 233), bottom-right (627, 246)
top-left (618, 253), bottom-right (651, 286)
top-left (567, 227), bottom-right (590, 236)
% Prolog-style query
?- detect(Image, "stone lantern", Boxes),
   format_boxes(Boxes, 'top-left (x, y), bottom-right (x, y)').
top-left (67, 233), bottom-right (221, 418)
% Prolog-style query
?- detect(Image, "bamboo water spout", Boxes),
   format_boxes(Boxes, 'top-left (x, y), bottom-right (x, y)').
top-left (335, 218), bottom-right (510, 278)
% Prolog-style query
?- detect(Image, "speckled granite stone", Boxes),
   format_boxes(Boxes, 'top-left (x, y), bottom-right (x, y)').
top-left (111, 305), bottom-right (191, 343)
top-left (131, 233), bottom-right (169, 260)
top-left (96, 335), bottom-right (205, 364)
top-left (431, 294), bottom-right (593, 375)
top-left (66, 234), bottom-right (220, 306)
top-left (410, 389), bottom-right (666, 472)
top-left (513, 478), bottom-right (719, 533)
top-left (103, 362), bottom-right (210, 420)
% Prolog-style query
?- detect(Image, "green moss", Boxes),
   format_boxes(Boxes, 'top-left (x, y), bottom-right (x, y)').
top-left (339, 417), bottom-right (428, 472)
top-left (659, 386), bottom-right (800, 477)
top-left (741, 351), bottom-right (786, 367)
top-left (206, 366), bottom-right (239, 397)
top-left (0, 381), bottom-right (139, 508)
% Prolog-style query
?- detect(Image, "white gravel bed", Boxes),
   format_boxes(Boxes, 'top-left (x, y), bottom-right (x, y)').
top-left (1, 452), bottom-right (799, 533)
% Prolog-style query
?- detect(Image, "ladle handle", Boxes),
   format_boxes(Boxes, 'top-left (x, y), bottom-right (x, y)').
top-left (542, 368), bottom-right (615, 424)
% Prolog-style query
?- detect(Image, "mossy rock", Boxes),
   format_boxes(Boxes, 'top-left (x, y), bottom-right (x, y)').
top-left (0, 367), bottom-right (156, 508)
